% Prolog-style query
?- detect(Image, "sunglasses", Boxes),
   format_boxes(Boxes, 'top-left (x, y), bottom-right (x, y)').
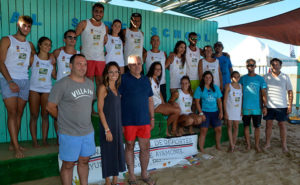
top-left (247, 64), bottom-right (255, 67)
top-left (66, 36), bottom-right (77, 40)
top-left (190, 38), bottom-right (198, 41)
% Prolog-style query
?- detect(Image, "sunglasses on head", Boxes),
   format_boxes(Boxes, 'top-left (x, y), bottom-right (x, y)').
top-left (247, 64), bottom-right (255, 67)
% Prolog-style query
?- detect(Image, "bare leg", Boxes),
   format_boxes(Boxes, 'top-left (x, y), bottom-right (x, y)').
top-left (29, 91), bottom-right (41, 148)
top-left (227, 120), bottom-right (233, 151)
top-left (232, 121), bottom-right (239, 147)
top-left (125, 140), bottom-right (136, 181)
top-left (278, 121), bottom-right (288, 152)
top-left (41, 93), bottom-right (50, 146)
top-left (112, 176), bottom-right (118, 185)
top-left (264, 120), bottom-right (273, 149)
top-left (254, 127), bottom-right (261, 152)
top-left (105, 177), bottom-right (111, 185)
top-left (178, 115), bottom-right (194, 136)
top-left (214, 126), bottom-right (222, 150)
top-left (244, 126), bottom-right (251, 150)
top-left (60, 161), bottom-right (75, 185)
top-left (155, 103), bottom-right (180, 136)
top-left (77, 156), bottom-right (90, 185)
top-left (139, 137), bottom-right (154, 185)
top-left (199, 127), bottom-right (208, 153)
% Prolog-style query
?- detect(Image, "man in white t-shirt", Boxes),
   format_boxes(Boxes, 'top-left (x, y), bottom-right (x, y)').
top-left (263, 58), bottom-right (293, 152)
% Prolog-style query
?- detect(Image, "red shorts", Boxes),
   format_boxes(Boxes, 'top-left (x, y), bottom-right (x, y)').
top-left (123, 125), bottom-right (151, 141)
top-left (86, 60), bottom-right (105, 77)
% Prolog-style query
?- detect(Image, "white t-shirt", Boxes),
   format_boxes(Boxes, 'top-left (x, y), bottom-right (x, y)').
top-left (56, 49), bottom-right (80, 81)
top-left (105, 34), bottom-right (125, 67)
top-left (202, 58), bottom-right (220, 87)
top-left (145, 50), bottom-right (166, 84)
top-left (176, 89), bottom-right (193, 115)
top-left (124, 28), bottom-right (144, 65)
top-left (81, 19), bottom-right (106, 61)
top-left (150, 77), bottom-right (162, 109)
top-left (170, 56), bottom-right (186, 89)
top-left (264, 72), bottom-right (293, 108)
top-left (186, 47), bottom-right (202, 80)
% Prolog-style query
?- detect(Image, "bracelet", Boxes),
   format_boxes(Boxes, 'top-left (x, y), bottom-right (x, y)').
top-left (199, 112), bottom-right (204, 116)
top-left (105, 128), bottom-right (110, 135)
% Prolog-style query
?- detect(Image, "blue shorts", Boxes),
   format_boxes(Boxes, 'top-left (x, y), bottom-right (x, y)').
top-left (242, 115), bottom-right (262, 128)
top-left (0, 78), bottom-right (29, 101)
top-left (201, 111), bottom-right (222, 128)
top-left (263, 108), bottom-right (288, 122)
top-left (58, 132), bottom-right (96, 162)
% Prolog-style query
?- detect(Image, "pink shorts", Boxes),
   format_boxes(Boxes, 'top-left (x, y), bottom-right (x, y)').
top-left (123, 125), bottom-right (151, 141)
top-left (86, 60), bottom-right (105, 77)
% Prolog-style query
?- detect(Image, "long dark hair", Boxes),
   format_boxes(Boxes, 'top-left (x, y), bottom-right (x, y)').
top-left (146, 62), bottom-right (162, 85)
top-left (199, 71), bottom-right (215, 92)
top-left (173, 40), bottom-right (186, 67)
top-left (180, 76), bottom-right (193, 96)
top-left (37, 36), bottom-right (51, 54)
top-left (102, 61), bottom-right (121, 91)
top-left (109, 19), bottom-right (124, 42)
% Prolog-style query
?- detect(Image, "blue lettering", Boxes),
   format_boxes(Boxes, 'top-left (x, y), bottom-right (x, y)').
top-left (72, 18), bottom-right (79, 28)
top-left (174, 30), bottom-right (181, 39)
top-left (205, 34), bottom-right (210, 42)
top-left (197, 33), bottom-right (201, 41)
top-left (163, 28), bottom-right (169, 37)
top-left (32, 14), bottom-right (42, 25)
top-left (185, 32), bottom-right (189, 40)
top-left (10, 12), bottom-right (20, 23)
top-left (104, 21), bottom-right (112, 29)
top-left (151, 27), bottom-right (157, 36)
top-left (122, 23), bottom-right (127, 29)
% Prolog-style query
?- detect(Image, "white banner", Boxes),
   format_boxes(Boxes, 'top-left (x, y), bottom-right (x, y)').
top-left (58, 135), bottom-right (198, 184)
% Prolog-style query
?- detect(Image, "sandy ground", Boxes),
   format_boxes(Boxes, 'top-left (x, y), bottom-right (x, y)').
top-left (13, 122), bottom-right (300, 185)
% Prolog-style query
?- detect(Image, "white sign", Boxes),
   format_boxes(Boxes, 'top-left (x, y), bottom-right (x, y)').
top-left (58, 135), bottom-right (198, 184)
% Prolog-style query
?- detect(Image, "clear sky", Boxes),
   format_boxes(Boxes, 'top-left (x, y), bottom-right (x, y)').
top-left (91, 0), bottom-right (300, 57)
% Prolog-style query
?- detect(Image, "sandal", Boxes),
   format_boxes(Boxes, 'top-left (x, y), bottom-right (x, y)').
top-left (142, 176), bottom-right (156, 185)
top-left (128, 179), bottom-right (139, 185)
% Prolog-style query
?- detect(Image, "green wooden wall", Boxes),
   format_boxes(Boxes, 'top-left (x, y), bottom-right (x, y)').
top-left (0, 0), bottom-right (218, 143)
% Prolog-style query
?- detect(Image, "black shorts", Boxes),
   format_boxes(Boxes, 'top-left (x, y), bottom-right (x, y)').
top-left (242, 115), bottom-right (262, 128)
top-left (263, 108), bottom-right (288, 122)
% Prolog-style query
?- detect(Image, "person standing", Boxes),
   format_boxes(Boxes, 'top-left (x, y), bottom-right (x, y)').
top-left (240, 59), bottom-right (267, 152)
top-left (47, 54), bottom-right (96, 185)
top-left (98, 62), bottom-right (126, 185)
top-left (186, 32), bottom-right (202, 92)
top-left (0, 15), bottom-right (35, 158)
top-left (76, 3), bottom-right (109, 89)
top-left (119, 55), bottom-right (155, 185)
top-left (263, 58), bottom-right (293, 152)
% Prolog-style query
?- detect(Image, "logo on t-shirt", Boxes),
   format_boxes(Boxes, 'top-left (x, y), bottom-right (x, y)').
top-left (71, 88), bottom-right (93, 100)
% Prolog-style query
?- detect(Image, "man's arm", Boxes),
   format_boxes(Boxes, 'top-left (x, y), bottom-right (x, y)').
top-left (75, 20), bottom-right (87, 37)
top-left (46, 102), bottom-right (58, 119)
top-left (148, 96), bottom-right (155, 130)
top-left (287, 90), bottom-right (293, 114)
top-left (261, 88), bottom-right (267, 116)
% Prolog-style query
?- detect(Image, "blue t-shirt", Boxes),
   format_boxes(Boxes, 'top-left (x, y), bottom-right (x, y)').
top-left (119, 72), bottom-right (153, 126)
top-left (215, 55), bottom-right (232, 86)
top-left (194, 85), bottom-right (222, 112)
top-left (239, 74), bottom-right (267, 115)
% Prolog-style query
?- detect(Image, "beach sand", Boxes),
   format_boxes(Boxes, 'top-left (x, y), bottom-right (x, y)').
top-left (13, 121), bottom-right (300, 185)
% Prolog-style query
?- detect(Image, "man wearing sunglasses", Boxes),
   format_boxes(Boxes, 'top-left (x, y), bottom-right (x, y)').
top-left (186, 32), bottom-right (202, 92)
top-left (240, 59), bottom-right (267, 152)
top-left (263, 58), bottom-right (293, 152)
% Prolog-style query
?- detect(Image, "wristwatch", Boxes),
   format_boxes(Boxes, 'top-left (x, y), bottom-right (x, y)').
top-left (199, 112), bottom-right (204, 116)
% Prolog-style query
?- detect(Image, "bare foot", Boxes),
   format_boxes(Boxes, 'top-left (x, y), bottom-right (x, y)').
top-left (42, 141), bottom-right (50, 147)
top-left (245, 145), bottom-right (251, 151)
top-left (9, 145), bottom-right (26, 151)
top-left (227, 146), bottom-right (235, 153)
top-left (15, 149), bottom-right (24, 158)
top-left (216, 146), bottom-right (222, 151)
top-left (255, 146), bottom-right (262, 153)
top-left (282, 146), bottom-right (289, 153)
top-left (263, 144), bottom-right (271, 150)
top-left (32, 142), bottom-right (41, 148)
top-left (177, 128), bottom-right (184, 137)
top-left (188, 127), bottom-right (195, 135)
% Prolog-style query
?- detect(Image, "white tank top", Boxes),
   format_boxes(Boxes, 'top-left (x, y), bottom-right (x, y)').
top-left (81, 19), bottom-right (106, 61)
top-left (150, 77), bottom-right (162, 109)
top-left (170, 56), bottom-right (186, 89)
top-left (56, 49), bottom-right (80, 81)
top-left (2, 35), bottom-right (31, 79)
top-left (124, 28), bottom-right (144, 65)
top-left (145, 50), bottom-right (166, 84)
top-left (105, 34), bottom-right (125, 67)
top-left (226, 84), bottom-right (242, 121)
top-left (202, 58), bottom-right (220, 87)
top-left (30, 55), bottom-right (53, 93)
top-left (186, 47), bottom-right (201, 80)
top-left (176, 89), bottom-right (193, 115)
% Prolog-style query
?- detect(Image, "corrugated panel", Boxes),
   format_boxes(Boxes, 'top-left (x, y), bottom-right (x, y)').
top-left (0, 0), bottom-right (218, 143)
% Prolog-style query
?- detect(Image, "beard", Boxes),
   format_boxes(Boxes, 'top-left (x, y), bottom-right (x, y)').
top-left (18, 27), bottom-right (28, 37)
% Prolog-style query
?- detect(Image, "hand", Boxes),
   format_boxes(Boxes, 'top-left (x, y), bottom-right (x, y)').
top-left (150, 119), bottom-right (155, 130)
top-left (262, 107), bottom-right (267, 116)
top-left (201, 115), bottom-right (206, 122)
top-left (9, 82), bottom-right (19, 93)
top-left (287, 106), bottom-right (292, 114)
top-left (105, 132), bottom-right (113, 142)
top-left (169, 52), bottom-right (175, 64)
top-left (218, 112), bottom-right (223, 120)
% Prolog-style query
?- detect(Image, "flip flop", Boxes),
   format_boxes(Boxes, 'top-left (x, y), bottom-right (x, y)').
top-left (128, 180), bottom-right (139, 185)
top-left (142, 176), bottom-right (156, 185)
top-left (202, 154), bottom-right (214, 160)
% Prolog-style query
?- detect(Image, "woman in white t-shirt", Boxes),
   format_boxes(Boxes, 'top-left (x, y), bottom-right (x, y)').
top-left (198, 45), bottom-right (223, 90)
top-left (168, 76), bottom-right (202, 136)
top-left (105, 19), bottom-right (125, 74)
top-left (146, 62), bottom-right (181, 136)
top-left (29, 37), bottom-right (56, 147)
top-left (224, 71), bottom-right (242, 152)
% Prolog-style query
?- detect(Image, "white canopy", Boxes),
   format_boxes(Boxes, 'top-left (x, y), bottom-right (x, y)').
top-left (230, 36), bottom-right (298, 67)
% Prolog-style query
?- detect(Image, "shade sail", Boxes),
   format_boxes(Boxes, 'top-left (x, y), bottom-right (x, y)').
top-left (220, 8), bottom-right (300, 46)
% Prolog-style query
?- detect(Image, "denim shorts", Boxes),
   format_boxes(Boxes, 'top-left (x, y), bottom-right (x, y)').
top-left (201, 111), bottom-right (222, 128)
top-left (263, 108), bottom-right (288, 122)
top-left (0, 78), bottom-right (29, 101)
top-left (58, 132), bottom-right (96, 162)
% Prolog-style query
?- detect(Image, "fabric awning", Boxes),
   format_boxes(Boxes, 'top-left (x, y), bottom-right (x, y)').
top-left (220, 8), bottom-right (300, 46)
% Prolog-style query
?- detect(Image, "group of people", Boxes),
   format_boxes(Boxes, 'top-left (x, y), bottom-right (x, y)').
top-left (0, 2), bottom-right (293, 185)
